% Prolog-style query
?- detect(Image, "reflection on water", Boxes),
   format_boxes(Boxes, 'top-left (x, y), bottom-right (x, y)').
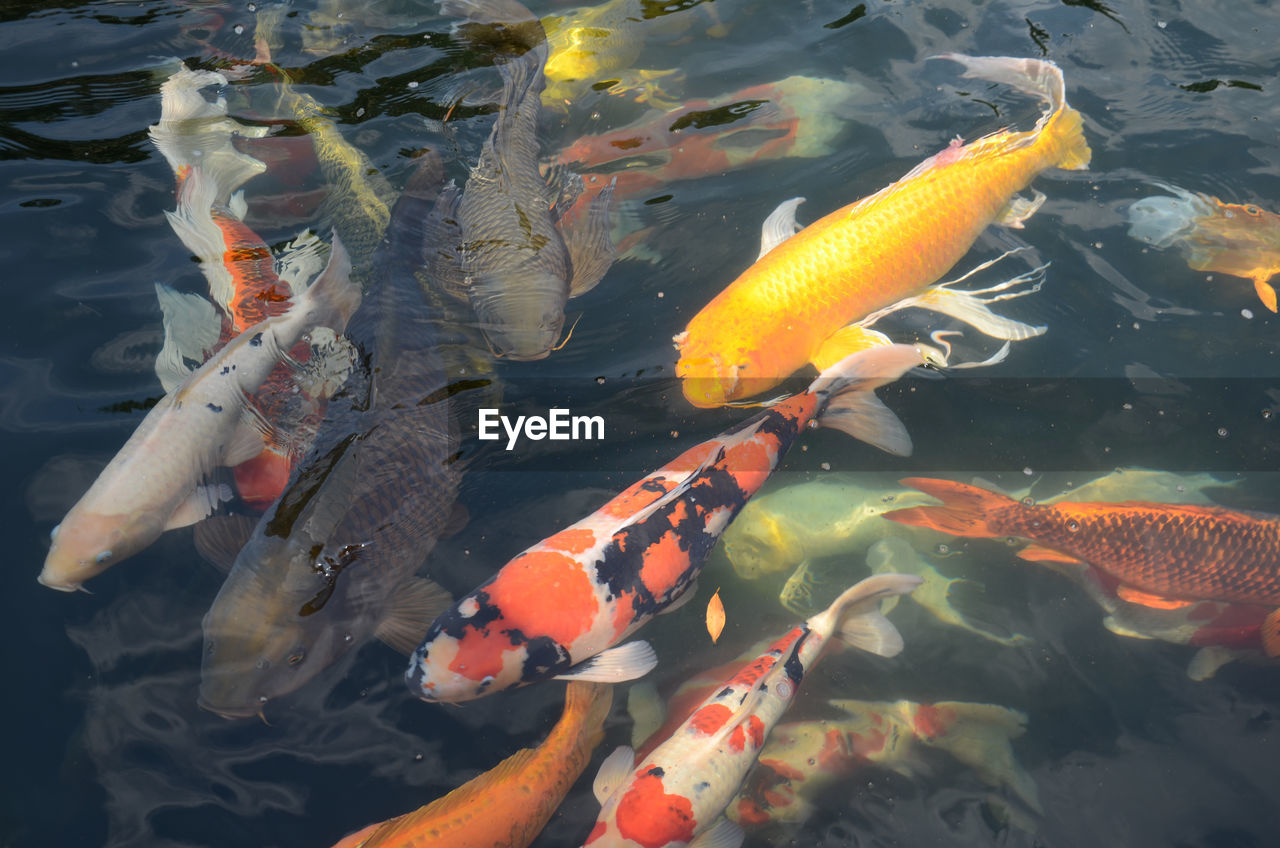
top-left (5, 0), bottom-right (1280, 846)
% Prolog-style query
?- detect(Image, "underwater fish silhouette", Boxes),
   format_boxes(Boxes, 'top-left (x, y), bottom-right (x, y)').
top-left (198, 153), bottom-right (469, 718)
top-left (582, 573), bottom-right (920, 848)
top-left (408, 343), bottom-right (940, 704)
top-left (883, 477), bottom-right (1280, 658)
top-left (330, 681), bottom-right (613, 848)
top-left (674, 54), bottom-right (1091, 407)
top-left (1128, 182), bottom-right (1280, 311)
top-left (429, 0), bottom-right (617, 360)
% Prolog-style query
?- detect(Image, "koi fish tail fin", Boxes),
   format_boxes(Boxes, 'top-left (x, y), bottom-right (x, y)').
top-left (817, 573), bottom-right (924, 659)
top-left (563, 680), bottom-right (615, 753)
top-left (881, 477), bottom-right (1014, 538)
top-left (920, 701), bottom-right (1042, 813)
top-left (1127, 187), bottom-right (1211, 249)
top-left (809, 343), bottom-right (936, 457)
top-left (297, 234), bottom-right (361, 332)
top-left (935, 54), bottom-right (1090, 170)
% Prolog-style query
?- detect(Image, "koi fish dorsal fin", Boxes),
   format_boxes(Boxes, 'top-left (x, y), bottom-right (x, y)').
top-left (1115, 585), bottom-right (1195, 610)
top-left (1252, 276), bottom-right (1279, 312)
top-left (757, 197), bottom-right (806, 260)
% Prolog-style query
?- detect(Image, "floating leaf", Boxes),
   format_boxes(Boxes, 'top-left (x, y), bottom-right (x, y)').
top-left (706, 588), bottom-right (725, 643)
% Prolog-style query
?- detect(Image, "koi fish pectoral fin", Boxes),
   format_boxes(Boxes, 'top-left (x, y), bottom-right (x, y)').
top-left (757, 196), bottom-right (806, 260)
top-left (1015, 545), bottom-right (1081, 564)
top-left (994, 189), bottom-right (1046, 229)
top-left (164, 480), bottom-right (236, 530)
top-left (593, 745), bottom-right (636, 804)
top-left (688, 817), bottom-right (745, 848)
top-left (555, 641), bottom-right (658, 683)
top-left (1252, 275), bottom-right (1278, 312)
top-left (1262, 608), bottom-right (1280, 658)
top-left (1114, 585), bottom-right (1195, 610)
top-left (809, 325), bottom-right (894, 373)
top-left (375, 577), bottom-right (454, 655)
top-left (1187, 646), bottom-right (1244, 681)
top-left (563, 177), bottom-right (618, 297)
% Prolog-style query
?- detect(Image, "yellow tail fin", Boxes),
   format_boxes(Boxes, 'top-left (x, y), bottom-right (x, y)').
top-left (1047, 105), bottom-right (1092, 171)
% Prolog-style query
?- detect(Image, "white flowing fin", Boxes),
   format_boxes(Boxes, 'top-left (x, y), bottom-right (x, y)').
top-left (1187, 645), bottom-right (1243, 681)
top-left (555, 641), bottom-right (658, 683)
top-left (689, 818), bottom-right (745, 848)
top-left (164, 480), bottom-right (235, 530)
top-left (994, 189), bottom-right (1046, 228)
top-left (819, 392), bottom-right (912, 456)
top-left (757, 197), bottom-right (806, 260)
top-left (593, 745), bottom-right (635, 804)
top-left (154, 283), bottom-right (221, 392)
top-left (275, 229), bottom-right (329, 297)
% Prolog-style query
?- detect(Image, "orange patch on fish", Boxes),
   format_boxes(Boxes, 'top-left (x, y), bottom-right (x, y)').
top-left (689, 703), bottom-right (734, 736)
top-left (446, 628), bottom-right (510, 683)
top-left (601, 480), bottom-right (672, 521)
top-left (584, 821), bottom-right (608, 845)
top-left (665, 441), bottom-right (719, 474)
top-left (616, 773), bottom-right (697, 848)
top-left (735, 798), bottom-right (771, 826)
top-left (912, 704), bottom-right (957, 739)
top-left (850, 727), bottom-right (887, 757)
top-left (489, 551), bottom-right (599, 645)
top-left (638, 530), bottom-right (692, 600)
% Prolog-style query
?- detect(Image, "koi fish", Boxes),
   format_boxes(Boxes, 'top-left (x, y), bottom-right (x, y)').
top-left (1128, 183), bottom-right (1280, 311)
top-left (39, 236), bottom-right (361, 592)
top-left (882, 477), bottom-right (1280, 657)
top-left (198, 153), bottom-right (474, 718)
top-left (428, 0), bottom-right (616, 360)
top-left (582, 573), bottom-right (921, 848)
top-left (729, 698), bottom-right (1039, 831)
top-left (674, 54), bottom-right (1091, 407)
top-left (330, 681), bottom-right (613, 848)
top-left (408, 343), bottom-right (940, 703)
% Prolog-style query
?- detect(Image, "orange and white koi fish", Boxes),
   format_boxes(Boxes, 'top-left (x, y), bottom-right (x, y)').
top-left (674, 54), bottom-right (1091, 407)
top-left (729, 698), bottom-right (1038, 831)
top-left (38, 236), bottom-right (360, 592)
top-left (582, 573), bottom-right (920, 848)
top-left (1128, 183), bottom-right (1280, 311)
top-left (408, 343), bottom-right (939, 703)
top-left (330, 681), bottom-right (612, 848)
top-left (882, 477), bottom-right (1280, 657)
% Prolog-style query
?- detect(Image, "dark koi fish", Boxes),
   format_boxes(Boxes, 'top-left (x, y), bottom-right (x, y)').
top-left (883, 477), bottom-right (1280, 656)
top-left (407, 343), bottom-right (940, 704)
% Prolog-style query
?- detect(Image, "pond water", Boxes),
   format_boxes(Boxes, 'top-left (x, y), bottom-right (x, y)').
top-left (4, 0), bottom-right (1280, 846)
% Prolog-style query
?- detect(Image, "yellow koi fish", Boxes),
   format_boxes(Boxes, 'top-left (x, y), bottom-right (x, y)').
top-left (1128, 183), bottom-right (1280, 311)
top-left (674, 54), bottom-right (1091, 407)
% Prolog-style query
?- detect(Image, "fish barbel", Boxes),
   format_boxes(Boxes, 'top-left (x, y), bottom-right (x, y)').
top-left (430, 0), bottom-right (616, 360)
top-left (198, 153), bottom-right (472, 718)
top-left (1128, 182), bottom-right (1280, 311)
top-left (408, 342), bottom-right (939, 704)
top-left (330, 681), bottom-right (612, 848)
top-left (582, 573), bottom-right (920, 848)
top-left (674, 54), bottom-right (1092, 407)
top-left (883, 477), bottom-right (1280, 656)
top-left (39, 237), bottom-right (360, 592)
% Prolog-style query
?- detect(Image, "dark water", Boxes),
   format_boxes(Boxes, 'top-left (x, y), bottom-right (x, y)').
top-left (5, 0), bottom-right (1280, 846)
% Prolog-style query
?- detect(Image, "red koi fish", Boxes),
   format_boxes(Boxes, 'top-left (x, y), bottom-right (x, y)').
top-left (407, 343), bottom-right (939, 703)
top-left (882, 478), bottom-right (1280, 656)
top-left (582, 573), bottom-right (921, 848)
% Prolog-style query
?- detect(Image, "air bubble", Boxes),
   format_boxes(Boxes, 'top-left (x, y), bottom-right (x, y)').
top-left (820, 462), bottom-right (831, 471)
top-left (233, 23), bottom-right (244, 34)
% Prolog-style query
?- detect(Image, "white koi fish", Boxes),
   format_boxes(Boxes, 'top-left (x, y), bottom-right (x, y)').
top-left (582, 573), bottom-right (921, 848)
top-left (39, 236), bottom-right (360, 591)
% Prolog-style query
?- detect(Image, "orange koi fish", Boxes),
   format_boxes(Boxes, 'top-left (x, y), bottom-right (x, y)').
top-left (882, 478), bottom-right (1280, 656)
top-left (730, 698), bottom-right (1038, 830)
top-left (1128, 183), bottom-right (1280, 311)
top-left (408, 343), bottom-right (939, 703)
top-left (330, 681), bottom-right (612, 848)
top-left (582, 574), bottom-right (920, 848)
top-left (674, 54), bottom-right (1091, 407)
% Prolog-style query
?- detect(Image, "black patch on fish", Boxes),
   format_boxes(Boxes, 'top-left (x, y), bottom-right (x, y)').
top-left (646, 766), bottom-right (665, 778)
top-left (668, 99), bottom-right (769, 132)
top-left (206, 403), bottom-right (223, 413)
top-left (264, 433), bottom-right (358, 539)
top-left (219, 365), bottom-right (231, 375)
top-left (250, 332), bottom-right (264, 347)
top-left (716, 686), bottom-right (733, 699)
top-left (520, 635), bottom-right (572, 679)
top-left (429, 591), bottom-right (503, 640)
top-left (783, 628), bottom-right (810, 685)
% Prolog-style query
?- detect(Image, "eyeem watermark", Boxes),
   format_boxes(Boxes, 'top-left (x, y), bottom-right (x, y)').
top-left (478, 408), bottom-right (605, 450)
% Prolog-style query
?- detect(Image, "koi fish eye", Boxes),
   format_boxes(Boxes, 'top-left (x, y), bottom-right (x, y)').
top-left (205, 639), bottom-right (216, 658)
top-left (287, 649), bottom-right (306, 666)
top-left (775, 680), bottom-right (793, 699)
top-left (1245, 205), bottom-right (1262, 216)
top-left (1066, 519), bottom-right (1081, 532)
top-left (95, 550), bottom-right (113, 565)
top-left (1021, 496), bottom-right (1036, 506)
